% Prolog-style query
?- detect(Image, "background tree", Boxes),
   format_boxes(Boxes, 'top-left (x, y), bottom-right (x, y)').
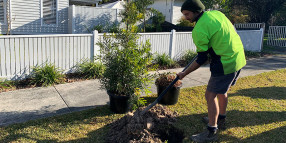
top-left (134, 0), bottom-right (154, 32)
top-left (233, 0), bottom-right (285, 25)
top-left (120, 1), bottom-right (143, 31)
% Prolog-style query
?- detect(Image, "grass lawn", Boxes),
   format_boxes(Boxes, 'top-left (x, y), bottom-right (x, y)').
top-left (0, 69), bottom-right (285, 143)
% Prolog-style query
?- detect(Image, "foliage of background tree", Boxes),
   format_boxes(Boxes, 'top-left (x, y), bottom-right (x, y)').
top-left (145, 9), bottom-right (165, 32)
top-left (232, 0), bottom-right (285, 25)
top-left (176, 17), bottom-right (196, 27)
top-left (269, 2), bottom-right (286, 26)
top-left (134, 0), bottom-right (154, 32)
top-left (120, 1), bottom-right (143, 31)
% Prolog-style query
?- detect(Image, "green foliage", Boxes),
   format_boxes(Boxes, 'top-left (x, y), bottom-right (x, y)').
top-left (0, 80), bottom-right (15, 91)
top-left (145, 9), bottom-right (165, 32)
top-left (181, 50), bottom-right (197, 63)
top-left (153, 53), bottom-right (176, 68)
top-left (77, 59), bottom-right (105, 79)
top-left (91, 24), bottom-right (104, 33)
top-left (134, 0), bottom-right (154, 32)
top-left (176, 18), bottom-right (196, 27)
top-left (121, 1), bottom-right (143, 31)
top-left (130, 88), bottom-right (147, 110)
top-left (107, 22), bottom-right (120, 33)
top-left (30, 63), bottom-right (65, 86)
top-left (244, 50), bottom-right (261, 59)
top-left (86, 22), bottom-right (120, 33)
top-left (270, 2), bottom-right (286, 26)
top-left (230, 0), bottom-right (285, 25)
top-left (230, 13), bottom-right (250, 24)
top-left (97, 27), bottom-right (155, 98)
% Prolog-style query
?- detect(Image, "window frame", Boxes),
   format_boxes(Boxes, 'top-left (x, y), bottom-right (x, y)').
top-left (41, 0), bottom-right (58, 27)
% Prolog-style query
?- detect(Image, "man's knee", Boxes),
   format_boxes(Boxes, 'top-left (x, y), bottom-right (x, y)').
top-left (217, 93), bottom-right (227, 98)
top-left (205, 90), bottom-right (217, 102)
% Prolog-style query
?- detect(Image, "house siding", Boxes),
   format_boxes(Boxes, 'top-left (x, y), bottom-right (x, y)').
top-left (10, 0), bottom-right (68, 34)
top-left (0, 22), bottom-right (8, 35)
top-left (0, 0), bottom-right (8, 34)
top-left (71, 6), bottom-right (119, 34)
top-left (172, 0), bottom-right (184, 24)
top-left (150, 0), bottom-right (172, 23)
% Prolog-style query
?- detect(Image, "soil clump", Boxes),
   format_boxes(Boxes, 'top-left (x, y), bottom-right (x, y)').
top-left (107, 105), bottom-right (184, 143)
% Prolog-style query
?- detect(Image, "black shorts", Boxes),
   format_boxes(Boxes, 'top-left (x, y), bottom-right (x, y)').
top-left (207, 70), bottom-right (241, 94)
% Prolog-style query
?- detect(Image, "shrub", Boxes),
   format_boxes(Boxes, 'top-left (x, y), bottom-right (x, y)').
top-left (244, 50), bottom-right (261, 59)
top-left (153, 53), bottom-right (176, 68)
top-left (97, 28), bottom-right (156, 100)
top-left (176, 17), bottom-right (196, 27)
top-left (77, 59), bottom-right (105, 79)
top-left (0, 80), bottom-right (16, 92)
top-left (30, 63), bottom-right (65, 86)
top-left (181, 50), bottom-right (197, 62)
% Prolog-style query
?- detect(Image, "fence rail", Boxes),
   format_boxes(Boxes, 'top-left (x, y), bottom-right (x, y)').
top-left (0, 29), bottom-right (263, 80)
top-left (0, 34), bottom-right (93, 80)
top-left (267, 26), bottom-right (286, 47)
top-left (234, 23), bottom-right (265, 29)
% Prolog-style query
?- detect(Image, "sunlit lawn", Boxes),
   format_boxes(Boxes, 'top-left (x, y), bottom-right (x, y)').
top-left (0, 69), bottom-right (285, 143)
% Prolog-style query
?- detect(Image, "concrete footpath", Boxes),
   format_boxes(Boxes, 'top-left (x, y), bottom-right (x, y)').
top-left (0, 54), bottom-right (285, 127)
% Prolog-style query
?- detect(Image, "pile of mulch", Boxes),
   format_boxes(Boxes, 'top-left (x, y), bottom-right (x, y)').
top-left (106, 105), bottom-right (184, 143)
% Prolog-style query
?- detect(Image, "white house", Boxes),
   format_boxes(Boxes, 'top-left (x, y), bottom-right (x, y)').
top-left (0, 0), bottom-right (105, 35)
top-left (97, 0), bottom-right (185, 24)
top-left (0, 0), bottom-right (185, 35)
top-left (0, 0), bottom-right (71, 35)
top-left (151, 0), bottom-right (184, 24)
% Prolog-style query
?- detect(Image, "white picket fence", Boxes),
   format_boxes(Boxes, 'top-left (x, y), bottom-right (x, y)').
top-left (267, 26), bottom-right (286, 47)
top-left (234, 23), bottom-right (265, 29)
top-left (0, 30), bottom-right (263, 80)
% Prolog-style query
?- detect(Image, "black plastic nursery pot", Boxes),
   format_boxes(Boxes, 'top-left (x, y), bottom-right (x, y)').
top-left (107, 91), bottom-right (131, 114)
top-left (157, 85), bottom-right (181, 105)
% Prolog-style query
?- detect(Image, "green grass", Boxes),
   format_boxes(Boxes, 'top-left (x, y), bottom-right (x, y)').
top-left (0, 69), bottom-right (285, 142)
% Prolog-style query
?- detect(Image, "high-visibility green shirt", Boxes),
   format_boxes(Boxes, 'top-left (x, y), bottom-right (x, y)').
top-left (192, 10), bottom-right (246, 75)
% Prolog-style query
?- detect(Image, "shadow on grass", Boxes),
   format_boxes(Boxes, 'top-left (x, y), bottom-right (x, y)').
top-left (230, 86), bottom-right (286, 100)
top-left (176, 110), bottom-right (286, 143)
top-left (0, 105), bottom-right (114, 143)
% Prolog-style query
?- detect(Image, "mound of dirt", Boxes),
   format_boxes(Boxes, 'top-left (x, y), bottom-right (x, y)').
top-left (106, 105), bottom-right (184, 143)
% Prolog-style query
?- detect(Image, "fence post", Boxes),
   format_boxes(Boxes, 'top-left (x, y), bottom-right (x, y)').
top-left (169, 29), bottom-right (176, 59)
top-left (91, 30), bottom-right (98, 61)
top-left (260, 23), bottom-right (265, 50)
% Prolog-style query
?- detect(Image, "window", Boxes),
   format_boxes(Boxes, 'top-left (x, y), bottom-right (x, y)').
top-left (42, 0), bottom-right (57, 25)
top-left (0, 0), bottom-right (5, 24)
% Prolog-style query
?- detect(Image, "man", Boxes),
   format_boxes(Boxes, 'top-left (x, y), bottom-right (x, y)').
top-left (177, 0), bottom-right (246, 142)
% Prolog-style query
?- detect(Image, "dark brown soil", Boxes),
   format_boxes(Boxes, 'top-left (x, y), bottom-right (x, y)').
top-left (155, 74), bottom-right (182, 87)
top-left (106, 105), bottom-right (184, 143)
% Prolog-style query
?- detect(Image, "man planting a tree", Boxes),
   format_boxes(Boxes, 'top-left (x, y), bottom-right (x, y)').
top-left (176, 0), bottom-right (246, 142)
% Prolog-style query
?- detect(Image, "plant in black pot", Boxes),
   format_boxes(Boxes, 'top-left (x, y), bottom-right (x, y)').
top-left (97, 2), bottom-right (155, 113)
top-left (97, 29), bottom-right (155, 113)
top-left (155, 72), bottom-right (182, 105)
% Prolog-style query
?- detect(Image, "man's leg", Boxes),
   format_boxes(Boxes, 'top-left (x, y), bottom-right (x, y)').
top-left (217, 93), bottom-right (228, 115)
top-left (205, 90), bottom-right (219, 127)
top-left (191, 90), bottom-right (219, 142)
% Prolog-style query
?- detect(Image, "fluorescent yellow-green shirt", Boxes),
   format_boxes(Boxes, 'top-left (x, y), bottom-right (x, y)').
top-left (192, 10), bottom-right (246, 75)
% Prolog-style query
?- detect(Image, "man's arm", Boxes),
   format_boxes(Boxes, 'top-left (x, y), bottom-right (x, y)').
top-left (177, 51), bottom-right (208, 80)
top-left (177, 61), bottom-right (201, 80)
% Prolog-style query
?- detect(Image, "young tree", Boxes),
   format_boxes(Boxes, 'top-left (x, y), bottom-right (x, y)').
top-left (134, 0), bottom-right (154, 32)
top-left (120, 1), bottom-right (142, 31)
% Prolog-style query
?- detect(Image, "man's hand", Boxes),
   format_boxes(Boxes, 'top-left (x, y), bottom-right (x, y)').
top-left (177, 72), bottom-right (186, 80)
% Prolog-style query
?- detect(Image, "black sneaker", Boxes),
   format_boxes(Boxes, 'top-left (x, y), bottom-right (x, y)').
top-left (191, 129), bottom-right (218, 142)
top-left (202, 117), bottom-right (226, 130)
